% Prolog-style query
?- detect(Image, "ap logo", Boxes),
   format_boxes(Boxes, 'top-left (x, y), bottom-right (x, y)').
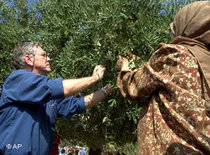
top-left (6, 144), bottom-right (22, 149)
top-left (6, 144), bottom-right (12, 149)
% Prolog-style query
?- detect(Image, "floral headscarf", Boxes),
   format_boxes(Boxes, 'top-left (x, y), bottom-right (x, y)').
top-left (170, 1), bottom-right (210, 116)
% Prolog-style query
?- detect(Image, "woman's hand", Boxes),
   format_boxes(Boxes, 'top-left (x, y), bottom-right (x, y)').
top-left (116, 56), bottom-right (130, 71)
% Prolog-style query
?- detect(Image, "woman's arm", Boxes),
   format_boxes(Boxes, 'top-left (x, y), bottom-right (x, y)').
top-left (116, 56), bottom-right (159, 100)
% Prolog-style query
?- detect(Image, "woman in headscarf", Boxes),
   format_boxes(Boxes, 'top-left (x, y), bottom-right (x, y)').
top-left (116, 1), bottom-right (210, 154)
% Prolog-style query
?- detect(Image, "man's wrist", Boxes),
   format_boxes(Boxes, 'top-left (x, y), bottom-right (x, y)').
top-left (92, 75), bottom-right (99, 83)
top-left (100, 87), bottom-right (107, 96)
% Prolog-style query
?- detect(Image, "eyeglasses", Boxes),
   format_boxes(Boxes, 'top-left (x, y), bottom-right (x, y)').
top-left (29, 52), bottom-right (50, 61)
top-left (34, 53), bottom-right (50, 59)
top-left (38, 52), bottom-right (49, 57)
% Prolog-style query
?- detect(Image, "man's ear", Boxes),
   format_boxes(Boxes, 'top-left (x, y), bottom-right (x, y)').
top-left (24, 55), bottom-right (34, 66)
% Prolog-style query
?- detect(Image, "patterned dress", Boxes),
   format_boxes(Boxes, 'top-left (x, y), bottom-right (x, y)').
top-left (117, 43), bottom-right (210, 155)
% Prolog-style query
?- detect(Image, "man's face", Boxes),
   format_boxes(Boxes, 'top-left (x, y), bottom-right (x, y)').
top-left (32, 46), bottom-right (51, 75)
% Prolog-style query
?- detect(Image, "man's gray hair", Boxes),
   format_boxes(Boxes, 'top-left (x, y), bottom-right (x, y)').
top-left (13, 42), bottom-right (41, 69)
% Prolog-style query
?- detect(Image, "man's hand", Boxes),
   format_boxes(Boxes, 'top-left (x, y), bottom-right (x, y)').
top-left (116, 56), bottom-right (130, 71)
top-left (92, 65), bottom-right (106, 81)
top-left (101, 84), bottom-right (115, 96)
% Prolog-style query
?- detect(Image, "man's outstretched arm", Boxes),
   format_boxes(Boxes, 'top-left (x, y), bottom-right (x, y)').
top-left (62, 65), bottom-right (105, 97)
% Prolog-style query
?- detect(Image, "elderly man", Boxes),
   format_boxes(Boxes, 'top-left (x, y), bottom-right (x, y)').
top-left (0, 42), bottom-right (113, 155)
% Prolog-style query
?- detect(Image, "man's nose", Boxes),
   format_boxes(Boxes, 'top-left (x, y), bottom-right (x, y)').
top-left (47, 56), bottom-right (51, 61)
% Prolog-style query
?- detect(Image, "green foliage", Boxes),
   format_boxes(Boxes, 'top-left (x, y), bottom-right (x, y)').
top-left (38, 0), bottom-right (166, 149)
top-left (0, 0), bottom-right (197, 151)
top-left (121, 142), bottom-right (137, 155)
top-left (0, 0), bottom-right (41, 84)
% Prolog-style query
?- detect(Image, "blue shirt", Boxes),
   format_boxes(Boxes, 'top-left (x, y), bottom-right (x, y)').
top-left (0, 69), bottom-right (86, 155)
top-left (80, 149), bottom-right (86, 155)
